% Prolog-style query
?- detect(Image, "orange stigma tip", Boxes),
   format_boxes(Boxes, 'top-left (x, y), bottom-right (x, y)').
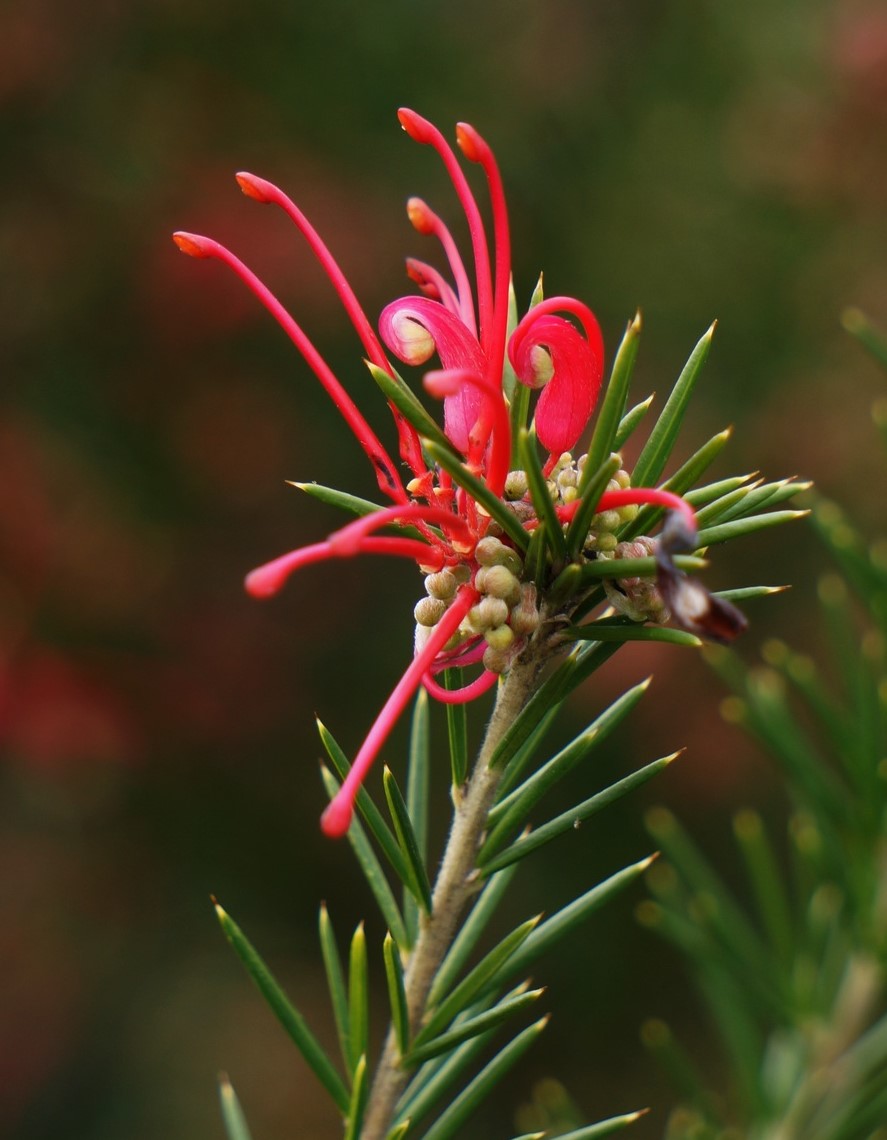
top-left (455, 123), bottom-right (481, 162)
top-left (406, 197), bottom-right (433, 234)
top-left (235, 172), bottom-right (270, 202)
top-left (172, 231), bottom-right (210, 258)
top-left (321, 797), bottom-right (353, 839)
top-left (397, 107), bottom-right (429, 142)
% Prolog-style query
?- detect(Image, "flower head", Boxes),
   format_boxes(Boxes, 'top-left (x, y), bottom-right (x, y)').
top-left (173, 110), bottom-right (745, 838)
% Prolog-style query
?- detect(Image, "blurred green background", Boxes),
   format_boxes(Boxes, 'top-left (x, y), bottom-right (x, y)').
top-left (3, 0), bottom-right (886, 1136)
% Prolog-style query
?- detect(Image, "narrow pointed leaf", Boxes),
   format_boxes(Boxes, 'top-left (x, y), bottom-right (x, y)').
top-left (696, 510), bottom-right (809, 548)
top-left (383, 932), bottom-right (410, 1057)
top-left (384, 767), bottom-right (433, 914)
top-left (490, 856), bottom-right (656, 987)
top-left (405, 689), bottom-right (431, 942)
top-left (423, 440), bottom-right (529, 550)
top-left (509, 373), bottom-right (532, 442)
top-left (292, 481), bottom-right (383, 518)
top-left (343, 1054), bottom-right (368, 1140)
top-left (733, 811), bottom-right (793, 966)
top-left (368, 363), bottom-right (457, 456)
top-left (567, 553), bottom-right (706, 586)
top-left (395, 1019), bottom-right (502, 1129)
top-left (348, 923), bottom-right (369, 1075)
top-left (496, 704), bottom-right (561, 800)
top-left (321, 765), bottom-right (410, 949)
top-left (214, 901), bottom-right (350, 1113)
top-left (632, 323), bottom-right (716, 488)
top-left (386, 1124), bottom-right (412, 1140)
top-left (583, 312), bottom-right (642, 482)
top-left (318, 721), bottom-right (410, 885)
top-left (556, 1113), bottom-right (652, 1139)
top-left (482, 754), bottom-right (678, 874)
top-left (843, 306), bottom-right (887, 368)
top-left (520, 426), bottom-right (568, 563)
top-left (566, 624), bottom-right (702, 648)
top-left (684, 473), bottom-right (756, 506)
top-left (219, 1075), bottom-right (253, 1140)
top-left (429, 863), bottom-right (520, 1007)
top-left (613, 394), bottom-right (654, 451)
top-left (444, 668), bottom-right (469, 789)
top-left (622, 427), bottom-right (732, 541)
top-left (318, 903), bottom-right (352, 1076)
top-left (419, 1017), bottom-right (549, 1140)
top-left (524, 518), bottom-right (550, 586)
top-left (715, 585), bottom-right (788, 602)
top-left (405, 986), bottom-right (544, 1066)
top-left (486, 680), bottom-right (651, 845)
top-left (417, 916), bottom-right (541, 1044)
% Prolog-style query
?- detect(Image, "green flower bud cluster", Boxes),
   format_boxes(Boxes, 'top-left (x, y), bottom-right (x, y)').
top-left (467, 536), bottom-right (538, 674)
top-left (413, 564), bottom-right (472, 656)
top-left (603, 536), bottom-right (669, 623)
top-left (582, 461), bottom-right (639, 555)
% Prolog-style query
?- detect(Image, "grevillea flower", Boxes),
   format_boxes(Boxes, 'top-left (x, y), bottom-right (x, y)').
top-left (173, 110), bottom-right (745, 838)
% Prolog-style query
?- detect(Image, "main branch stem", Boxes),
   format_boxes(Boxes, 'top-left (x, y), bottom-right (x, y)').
top-left (360, 653), bottom-right (544, 1139)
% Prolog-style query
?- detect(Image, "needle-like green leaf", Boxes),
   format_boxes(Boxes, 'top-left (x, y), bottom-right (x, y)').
top-left (321, 765), bottom-right (410, 950)
top-left (583, 312), bottom-right (642, 483)
top-left (318, 720), bottom-right (410, 886)
top-left (384, 767), bottom-right (433, 914)
top-left (343, 1054), bottom-right (368, 1140)
top-left (520, 426), bottom-right (569, 564)
top-left (444, 669), bottom-right (469, 790)
top-left (416, 916), bottom-right (541, 1045)
top-left (367, 362), bottom-right (458, 456)
top-left (566, 624), bottom-right (702, 648)
top-left (486, 680), bottom-right (651, 845)
top-left (318, 903), bottom-right (351, 1077)
top-left (613, 394), bottom-right (654, 451)
top-left (428, 863), bottom-right (520, 1007)
top-left (405, 689), bottom-right (431, 942)
top-left (632, 323), bottom-right (716, 488)
top-left (565, 453), bottom-right (622, 563)
top-left (383, 931), bottom-right (410, 1057)
top-left (348, 923), bottom-right (369, 1075)
top-left (555, 1112), bottom-right (652, 1139)
top-left (696, 510), bottom-right (809, 548)
top-left (482, 753), bottom-right (679, 875)
top-left (218, 1074), bottom-right (253, 1140)
top-left (405, 985), bottom-right (544, 1067)
top-left (490, 856), bottom-right (656, 987)
top-left (290, 481), bottom-right (383, 518)
top-left (214, 900), bottom-right (350, 1113)
top-left (419, 1017), bottom-right (550, 1140)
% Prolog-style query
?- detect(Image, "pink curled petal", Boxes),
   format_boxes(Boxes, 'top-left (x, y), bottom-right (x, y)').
top-left (379, 297), bottom-right (486, 452)
top-left (422, 668), bottom-right (499, 704)
top-left (509, 313), bottom-right (601, 454)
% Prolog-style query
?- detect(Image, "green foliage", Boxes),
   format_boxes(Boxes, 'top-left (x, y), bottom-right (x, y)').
top-left (642, 329), bottom-right (887, 1140)
top-left (213, 320), bottom-right (803, 1139)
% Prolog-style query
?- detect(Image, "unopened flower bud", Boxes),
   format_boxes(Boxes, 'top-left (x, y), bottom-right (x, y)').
top-left (479, 564), bottom-right (521, 604)
top-left (425, 569), bottom-right (457, 600)
top-left (615, 468), bottom-right (631, 489)
top-left (484, 624), bottom-right (515, 651)
top-left (474, 536), bottom-right (523, 575)
top-left (595, 509), bottom-right (622, 532)
top-left (504, 471), bottom-right (529, 500)
top-left (414, 596), bottom-right (447, 626)
top-left (468, 596), bottom-right (509, 632)
top-left (483, 644), bottom-right (511, 674)
top-left (597, 533), bottom-right (618, 553)
top-left (510, 583), bottom-right (540, 636)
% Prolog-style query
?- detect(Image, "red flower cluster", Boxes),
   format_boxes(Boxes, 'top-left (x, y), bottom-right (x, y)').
top-left (174, 110), bottom-right (741, 838)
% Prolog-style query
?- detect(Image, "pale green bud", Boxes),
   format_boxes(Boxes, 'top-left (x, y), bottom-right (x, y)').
top-left (479, 564), bottom-right (521, 605)
top-left (597, 533), bottom-right (618, 553)
top-left (504, 470), bottom-right (529, 500)
top-left (484, 624), bottom-right (515, 651)
top-left (414, 596), bottom-right (447, 626)
top-left (425, 569), bottom-right (457, 600)
top-left (468, 596), bottom-right (509, 632)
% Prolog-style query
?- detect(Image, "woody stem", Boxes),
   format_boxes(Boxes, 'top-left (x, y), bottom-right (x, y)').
top-left (360, 649), bottom-right (546, 1140)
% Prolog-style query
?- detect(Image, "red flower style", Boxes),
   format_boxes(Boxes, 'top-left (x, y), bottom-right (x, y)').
top-left (173, 110), bottom-right (743, 838)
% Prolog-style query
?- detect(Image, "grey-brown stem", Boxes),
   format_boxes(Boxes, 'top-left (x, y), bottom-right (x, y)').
top-left (359, 650), bottom-right (545, 1140)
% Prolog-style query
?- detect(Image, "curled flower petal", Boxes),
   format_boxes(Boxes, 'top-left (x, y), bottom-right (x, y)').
top-left (379, 297), bottom-right (486, 452)
top-left (508, 299), bottom-right (604, 455)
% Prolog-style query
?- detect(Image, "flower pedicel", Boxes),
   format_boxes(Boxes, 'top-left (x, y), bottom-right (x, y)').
top-left (173, 109), bottom-right (745, 839)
